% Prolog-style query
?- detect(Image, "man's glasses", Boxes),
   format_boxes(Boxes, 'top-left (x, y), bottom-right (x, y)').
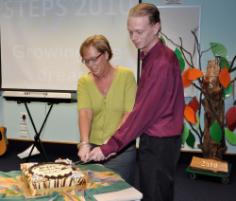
top-left (82, 53), bottom-right (103, 65)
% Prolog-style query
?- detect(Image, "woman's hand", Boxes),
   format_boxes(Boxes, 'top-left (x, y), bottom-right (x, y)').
top-left (77, 143), bottom-right (91, 162)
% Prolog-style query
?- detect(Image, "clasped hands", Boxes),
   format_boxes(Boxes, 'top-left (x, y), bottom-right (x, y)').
top-left (77, 143), bottom-right (115, 163)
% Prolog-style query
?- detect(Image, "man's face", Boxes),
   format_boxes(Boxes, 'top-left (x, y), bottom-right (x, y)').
top-left (127, 15), bottom-right (160, 53)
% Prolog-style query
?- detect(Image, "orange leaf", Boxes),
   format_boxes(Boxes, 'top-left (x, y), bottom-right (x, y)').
top-left (187, 68), bottom-right (204, 81)
top-left (184, 105), bottom-right (197, 124)
top-left (219, 67), bottom-right (231, 88)
top-left (182, 69), bottom-right (192, 88)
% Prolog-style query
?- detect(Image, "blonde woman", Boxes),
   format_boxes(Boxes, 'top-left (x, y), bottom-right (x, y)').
top-left (77, 35), bottom-right (137, 184)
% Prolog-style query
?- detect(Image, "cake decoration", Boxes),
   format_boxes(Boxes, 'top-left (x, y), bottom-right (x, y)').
top-left (20, 158), bottom-right (86, 196)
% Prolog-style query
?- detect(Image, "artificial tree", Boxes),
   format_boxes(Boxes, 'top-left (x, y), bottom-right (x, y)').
top-left (161, 31), bottom-right (236, 162)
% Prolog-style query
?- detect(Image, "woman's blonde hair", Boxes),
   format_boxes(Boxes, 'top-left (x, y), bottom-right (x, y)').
top-left (80, 34), bottom-right (113, 60)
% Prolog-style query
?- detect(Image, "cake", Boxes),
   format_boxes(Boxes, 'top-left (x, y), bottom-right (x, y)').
top-left (20, 159), bottom-right (86, 196)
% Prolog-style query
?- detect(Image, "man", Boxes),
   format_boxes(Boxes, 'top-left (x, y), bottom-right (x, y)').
top-left (89, 3), bottom-right (184, 201)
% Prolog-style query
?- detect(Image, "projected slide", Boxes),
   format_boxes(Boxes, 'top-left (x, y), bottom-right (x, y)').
top-left (0, 0), bottom-right (138, 91)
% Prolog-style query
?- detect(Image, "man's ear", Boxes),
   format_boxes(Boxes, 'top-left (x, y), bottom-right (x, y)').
top-left (154, 22), bottom-right (161, 35)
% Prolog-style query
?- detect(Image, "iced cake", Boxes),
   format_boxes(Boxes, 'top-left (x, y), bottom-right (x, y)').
top-left (20, 159), bottom-right (86, 196)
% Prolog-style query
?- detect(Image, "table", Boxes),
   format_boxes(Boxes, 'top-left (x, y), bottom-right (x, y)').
top-left (0, 163), bottom-right (142, 201)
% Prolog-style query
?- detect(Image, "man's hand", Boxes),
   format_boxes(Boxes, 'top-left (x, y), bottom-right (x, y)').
top-left (89, 147), bottom-right (116, 161)
top-left (77, 143), bottom-right (91, 163)
top-left (89, 147), bottom-right (106, 161)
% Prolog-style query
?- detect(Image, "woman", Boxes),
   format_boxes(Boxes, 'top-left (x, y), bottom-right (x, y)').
top-left (77, 34), bottom-right (137, 184)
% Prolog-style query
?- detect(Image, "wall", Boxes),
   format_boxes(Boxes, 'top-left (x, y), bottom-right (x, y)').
top-left (1, 0), bottom-right (236, 150)
top-left (146, 0), bottom-right (236, 64)
top-left (2, 100), bottom-right (79, 143)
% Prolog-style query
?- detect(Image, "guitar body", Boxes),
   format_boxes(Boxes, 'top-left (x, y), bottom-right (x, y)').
top-left (0, 127), bottom-right (8, 156)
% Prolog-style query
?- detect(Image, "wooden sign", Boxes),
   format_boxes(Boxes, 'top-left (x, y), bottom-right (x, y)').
top-left (189, 156), bottom-right (228, 173)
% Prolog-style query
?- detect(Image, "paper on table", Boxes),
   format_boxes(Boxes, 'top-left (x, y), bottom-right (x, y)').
top-left (94, 187), bottom-right (142, 201)
top-left (17, 144), bottom-right (40, 159)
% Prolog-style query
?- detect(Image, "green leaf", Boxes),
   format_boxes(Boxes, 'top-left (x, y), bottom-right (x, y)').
top-left (224, 84), bottom-right (233, 98)
top-left (210, 42), bottom-right (227, 57)
top-left (174, 48), bottom-right (185, 72)
top-left (186, 130), bottom-right (195, 148)
top-left (196, 114), bottom-right (200, 128)
top-left (175, 48), bottom-right (182, 58)
top-left (210, 121), bottom-right (222, 144)
top-left (160, 36), bottom-right (166, 45)
top-left (181, 124), bottom-right (189, 144)
top-left (225, 128), bottom-right (236, 145)
top-left (219, 56), bottom-right (230, 69)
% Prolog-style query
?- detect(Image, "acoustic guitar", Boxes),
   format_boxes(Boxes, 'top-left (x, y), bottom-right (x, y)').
top-left (0, 127), bottom-right (8, 156)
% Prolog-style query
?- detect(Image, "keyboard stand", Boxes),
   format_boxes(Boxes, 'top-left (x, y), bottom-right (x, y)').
top-left (2, 90), bottom-right (76, 162)
top-left (23, 102), bottom-right (54, 162)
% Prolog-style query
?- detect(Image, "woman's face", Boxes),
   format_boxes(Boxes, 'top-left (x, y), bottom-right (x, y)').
top-left (82, 46), bottom-right (106, 78)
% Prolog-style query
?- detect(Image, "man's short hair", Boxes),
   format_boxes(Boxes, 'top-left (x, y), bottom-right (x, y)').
top-left (128, 3), bottom-right (160, 25)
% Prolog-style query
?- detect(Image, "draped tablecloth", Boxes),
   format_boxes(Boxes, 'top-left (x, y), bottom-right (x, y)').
top-left (0, 164), bottom-right (142, 201)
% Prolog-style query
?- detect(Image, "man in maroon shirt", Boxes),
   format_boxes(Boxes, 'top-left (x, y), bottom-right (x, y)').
top-left (89, 3), bottom-right (184, 201)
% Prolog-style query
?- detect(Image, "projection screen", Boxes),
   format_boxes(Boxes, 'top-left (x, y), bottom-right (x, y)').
top-left (0, 0), bottom-right (139, 92)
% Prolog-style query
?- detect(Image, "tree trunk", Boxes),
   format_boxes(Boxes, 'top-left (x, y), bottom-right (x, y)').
top-left (199, 59), bottom-right (227, 159)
